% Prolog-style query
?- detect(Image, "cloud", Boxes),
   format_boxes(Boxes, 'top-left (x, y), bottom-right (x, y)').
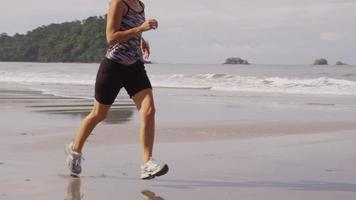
top-left (0, 0), bottom-right (107, 34)
top-left (320, 32), bottom-right (340, 42)
top-left (0, 0), bottom-right (355, 64)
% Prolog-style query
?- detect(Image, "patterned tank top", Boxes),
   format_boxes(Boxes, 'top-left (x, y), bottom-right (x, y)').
top-left (105, 0), bottom-right (145, 62)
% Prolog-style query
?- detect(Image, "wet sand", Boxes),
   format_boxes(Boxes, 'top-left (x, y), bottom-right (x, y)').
top-left (1, 88), bottom-right (356, 199)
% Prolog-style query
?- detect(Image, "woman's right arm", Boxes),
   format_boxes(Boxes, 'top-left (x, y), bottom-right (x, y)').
top-left (106, 0), bottom-right (158, 46)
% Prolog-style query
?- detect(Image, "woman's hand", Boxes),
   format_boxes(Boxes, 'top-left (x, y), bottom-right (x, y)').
top-left (139, 19), bottom-right (158, 32)
top-left (141, 38), bottom-right (150, 59)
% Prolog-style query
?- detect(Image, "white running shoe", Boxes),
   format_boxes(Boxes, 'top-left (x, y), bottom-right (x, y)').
top-left (140, 158), bottom-right (169, 180)
top-left (64, 142), bottom-right (82, 177)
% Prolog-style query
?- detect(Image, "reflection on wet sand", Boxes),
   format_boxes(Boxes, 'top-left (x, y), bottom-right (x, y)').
top-left (31, 100), bottom-right (136, 124)
top-left (0, 90), bottom-right (137, 124)
top-left (36, 106), bottom-right (135, 124)
top-left (141, 190), bottom-right (165, 200)
top-left (64, 177), bottom-right (165, 200)
top-left (65, 177), bottom-right (83, 200)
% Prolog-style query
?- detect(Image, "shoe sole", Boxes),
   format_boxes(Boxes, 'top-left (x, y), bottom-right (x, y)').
top-left (141, 164), bottom-right (169, 180)
top-left (70, 173), bottom-right (79, 178)
top-left (155, 164), bottom-right (169, 177)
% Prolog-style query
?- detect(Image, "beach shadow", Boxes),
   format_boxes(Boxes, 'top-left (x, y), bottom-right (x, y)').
top-left (34, 106), bottom-right (135, 124)
top-left (152, 179), bottom-right (356, 192)
top-left (64, 177), bottom-right (83, 200)
top-left (140, 190), bottom-right (165, 200)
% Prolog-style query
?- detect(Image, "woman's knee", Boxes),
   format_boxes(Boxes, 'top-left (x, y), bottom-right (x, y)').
top-left (88, 110), bottom-right (107, 123)
top-left (87, 100), bottom-right (111, 123)
top-left (141, 104), bottom-right (156, 120)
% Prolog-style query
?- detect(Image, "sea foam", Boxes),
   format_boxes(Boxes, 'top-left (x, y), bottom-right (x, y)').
top-left (1, 70), bottom-right (356, 97)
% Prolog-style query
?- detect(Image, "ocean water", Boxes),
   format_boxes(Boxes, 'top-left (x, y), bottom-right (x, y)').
top-left (0, 62), bottom-right (355, 98)
top-left (0, 62), bottom-right (356, 125)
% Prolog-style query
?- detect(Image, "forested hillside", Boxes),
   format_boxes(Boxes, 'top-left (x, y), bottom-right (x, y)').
top-left (0, 16), bottom-right (107, 62)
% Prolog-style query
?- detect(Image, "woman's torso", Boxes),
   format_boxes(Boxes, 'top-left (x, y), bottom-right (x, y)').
top-left (105, 0), bottom-right (145, 65)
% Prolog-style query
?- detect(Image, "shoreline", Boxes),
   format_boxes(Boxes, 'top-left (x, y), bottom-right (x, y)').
top-left (1, 87), bottom-right (356, 144)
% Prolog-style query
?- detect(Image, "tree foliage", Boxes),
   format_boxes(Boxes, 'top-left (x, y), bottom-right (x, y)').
top-left (0, 16), bottom-right (108, 62)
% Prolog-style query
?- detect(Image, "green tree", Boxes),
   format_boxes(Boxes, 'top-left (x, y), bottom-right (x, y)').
top-left (0, 15), bottom-right (108, 63)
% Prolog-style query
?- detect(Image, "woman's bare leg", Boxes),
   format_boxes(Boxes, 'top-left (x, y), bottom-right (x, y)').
top-left (132, 88), bottom-right (156, 163)
top-left (72, 100), bottom-right (111, 153)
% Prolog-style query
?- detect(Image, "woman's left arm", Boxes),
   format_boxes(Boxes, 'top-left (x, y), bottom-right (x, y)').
top-left (141, 37), bottom-right (150, 59)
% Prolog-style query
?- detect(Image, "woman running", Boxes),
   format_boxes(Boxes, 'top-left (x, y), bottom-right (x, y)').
top-left (64, 0), bottom-right (168, 180)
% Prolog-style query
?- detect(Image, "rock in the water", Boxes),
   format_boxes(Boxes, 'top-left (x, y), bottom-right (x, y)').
top-left (313, 58), bottom-right (328, 65)
top-left (224, 57), bottom-right (249, 65)
top-left (336, 61), bottom-right (347, 65)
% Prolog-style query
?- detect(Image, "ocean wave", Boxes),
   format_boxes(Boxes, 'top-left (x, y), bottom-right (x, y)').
top-left (343, 73), bottom-right (354, 77)
top-left (1, 71), bottom-right (356, 96)
top-left (0, 70), bottom-right (95, 85)
top-left (151, 74), bottom-right (356, 95)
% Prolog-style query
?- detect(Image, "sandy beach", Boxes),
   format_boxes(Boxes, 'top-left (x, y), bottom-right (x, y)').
top-left (1, 85), bottom-right (356, 200)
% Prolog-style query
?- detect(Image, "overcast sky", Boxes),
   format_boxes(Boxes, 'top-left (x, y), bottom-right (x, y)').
top-left (0, 0), bottom-right (355, 64)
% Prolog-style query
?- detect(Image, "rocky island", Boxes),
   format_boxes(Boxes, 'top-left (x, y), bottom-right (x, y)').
top-left (224, 57), bottom-right (249, 65)
top-left (313, 58), bottom-right (328, 65)
top-left (336, 61), bottom-right (348, 65)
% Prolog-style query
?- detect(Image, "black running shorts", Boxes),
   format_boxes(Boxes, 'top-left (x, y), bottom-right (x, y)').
top-left (94, 58), bottom-right (152, 105)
